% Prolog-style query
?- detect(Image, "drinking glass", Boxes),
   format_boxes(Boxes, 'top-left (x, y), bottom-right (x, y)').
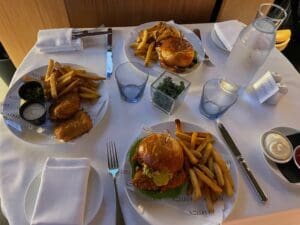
top-left (115, 62), bottom-right (149, 103)
top-left (199, 79), bottom-right (238, 120)
top-left (256, 3), bottom-right (288, 29)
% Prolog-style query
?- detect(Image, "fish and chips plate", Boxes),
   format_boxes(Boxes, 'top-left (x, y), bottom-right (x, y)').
top-left (2, 60), bottom-right (109, 145)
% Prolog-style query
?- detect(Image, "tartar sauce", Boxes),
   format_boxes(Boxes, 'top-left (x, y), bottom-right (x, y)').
top-left (22, 103), bottom-right (45, 120)
top-left (264, 132), bottom-right (292, 160)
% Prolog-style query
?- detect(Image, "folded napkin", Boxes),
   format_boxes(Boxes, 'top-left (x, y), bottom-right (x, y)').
top-left (36, 28), bottom-right (83, 53)
top-left (31, 157), bottom-right (90, 225)
top-left (214, 20), bottom-right (245, 51)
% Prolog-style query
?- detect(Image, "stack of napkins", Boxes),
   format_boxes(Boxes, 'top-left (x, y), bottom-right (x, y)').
top-left (36, 28), bottom-right (83, 53)
top-left (30, 157), bottom-right (90, 225)
top-left (214, 20), bottom-right (245, 51)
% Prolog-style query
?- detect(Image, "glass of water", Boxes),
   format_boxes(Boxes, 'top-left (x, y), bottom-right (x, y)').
top-left (115, 62), bottom-right (149, 103)
top-left (199, 79), bottom-right (238, 120)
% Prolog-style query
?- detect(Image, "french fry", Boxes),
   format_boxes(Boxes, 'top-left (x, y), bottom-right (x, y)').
top-left (178, 139), bottom-right (198, 165)
top-left (54, 61), bottom-right (66, 75)
top-left (49, 72), bottom-right (57, 99)
top-left (58, 79), bottom-right (80, 97)
top-left (208, 156), bottom-right (214, 174)
top-left (189, 168), bottom-right (201, 200)
top-left (57, 70), bottom-right (74, 83)
top-left (175, 131), bottom-right (191, 142)
top-left (224, 175), bottom-right (234, 197)
top-left (45, 59), bottom-right (54, 81)
top-left (191, 132), bottom-right (198, 149)
top-left (75, 72), bottom-right (105, 81)
top-left (191, 150), bottom-right (202, 159)
top-left (213, 162), bottom-right (225, 187)
top-left (144, 42), bottom-right (155, 66)
top-left (195, 137), bottom-right (211, 153)
top-left (197, 164), bottom-right (215, 179)
top-left (194, 167), bottom-right (222, 194)
top-left (203, 185), bottom-right (214, 213)
top-left (57, 75), bottom-right (73, 90)
top-left (201, 142), bottom-right (213, 164)
top-left (79, 86), bottom-right (100, 96)
top-left (79, 92), bottom-right (100, 99)
top-left (137, 30), bottom-right (148, 50)
top-left (212, 149), bottom-right (234, 189)
top-left (84, 79), bottom-right (100, 88)
top-left (175, 119), bottom-right (183, 133)
top-left (176, 131), bottom-right (206, 145)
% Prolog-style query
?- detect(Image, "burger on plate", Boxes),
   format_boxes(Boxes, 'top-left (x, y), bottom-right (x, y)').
top-left (130, 133), bottom-right (186, 197)
top-left (156, 37), bottom-right (197, 73)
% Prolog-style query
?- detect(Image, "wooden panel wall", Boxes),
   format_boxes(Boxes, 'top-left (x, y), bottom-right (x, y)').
top-left (217, 0), bottom-right (274, 24)
top-left (0, 0), bottom-right (70, 66)
top-left (64, 0), bottom-right (216, 27)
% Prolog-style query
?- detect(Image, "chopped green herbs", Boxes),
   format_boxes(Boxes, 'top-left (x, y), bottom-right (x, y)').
top-left (152, 77), bottom-right (185, 113)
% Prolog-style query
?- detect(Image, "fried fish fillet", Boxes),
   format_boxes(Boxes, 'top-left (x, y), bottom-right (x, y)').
top-left (49, 92), bottom-right (80, 120)
top-left (54, 110), bottom-right (93, 141)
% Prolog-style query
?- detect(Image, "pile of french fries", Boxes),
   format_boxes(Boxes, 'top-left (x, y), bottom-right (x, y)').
top-left (42, 59), bottom-right (105, 100)
top-left (175, 119), bottom-right (234, 213)
top-left (130, 22), bottom-right (182, 66)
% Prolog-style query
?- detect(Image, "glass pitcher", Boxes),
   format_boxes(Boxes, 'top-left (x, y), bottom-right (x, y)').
top-left (223, 17), bottom-right (276, 90)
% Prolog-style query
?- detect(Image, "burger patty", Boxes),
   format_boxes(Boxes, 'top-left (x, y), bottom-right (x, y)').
top-left (132, 169), bottom-right (186, 192)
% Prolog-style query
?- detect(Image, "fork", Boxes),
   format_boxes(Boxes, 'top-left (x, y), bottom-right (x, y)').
top-left (107, 141), bottom-right (126, 225)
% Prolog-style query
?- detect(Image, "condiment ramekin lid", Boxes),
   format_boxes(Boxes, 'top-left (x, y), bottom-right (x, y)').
top-left (260, 130), bottom-right (293, 164)
top-left (293, 145), bottom-right (300, 169)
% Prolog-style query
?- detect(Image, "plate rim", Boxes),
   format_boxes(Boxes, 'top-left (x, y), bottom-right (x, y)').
top-left (2, 63), bottom-right (109, 146)
top-left (23, 165), bottom-right (103, 224)
top-left (124, 21), bottom-right (205, 76)
top-left (122, 120), bottom-right (239, 225)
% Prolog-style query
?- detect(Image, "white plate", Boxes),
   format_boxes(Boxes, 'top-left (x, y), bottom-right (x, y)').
top-left (262, 127), bottom-right (300, 186)
top-left (122, 121), bottom-right (239, 225)
top-left (24, 166), bottom-right (103, 224)
top-left (124, 21), bottom-right (205, 76)
top-left (210, 28), bottom-right (229, 52)
top-left (2, 63), bottom-right (109, 145)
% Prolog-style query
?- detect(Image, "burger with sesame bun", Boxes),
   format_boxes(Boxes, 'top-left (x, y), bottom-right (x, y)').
top-left (156, 37), bottom-right (197, 73)
top-left (130, 133), bottom-right (186, 198)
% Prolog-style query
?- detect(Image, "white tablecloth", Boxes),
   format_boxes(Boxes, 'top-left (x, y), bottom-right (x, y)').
top-left (0, 24), bottom-right (300, 225)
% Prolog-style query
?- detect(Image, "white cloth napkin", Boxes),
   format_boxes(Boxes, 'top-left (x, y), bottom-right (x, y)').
top-left (30, 157), bottom-right (91, 225)
top-left (214, 20), bottom-right (245, 51)
top-left (36, 28), bottom-right (83, 53)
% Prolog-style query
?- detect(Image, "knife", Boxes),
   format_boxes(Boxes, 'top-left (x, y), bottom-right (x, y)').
top-left (106, 28), bottom-right (113, 79)
top-left (217, 120), bottom-right (268, 202)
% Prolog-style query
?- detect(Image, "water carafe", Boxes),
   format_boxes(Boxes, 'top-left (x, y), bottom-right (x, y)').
top-left (223, 17), bottom-right (276, 89)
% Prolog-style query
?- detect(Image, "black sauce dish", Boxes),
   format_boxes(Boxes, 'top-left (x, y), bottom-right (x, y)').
top-left (18, 81), bottom-right (45, 101)
top-left (19, 101), bottom-right (47, 126)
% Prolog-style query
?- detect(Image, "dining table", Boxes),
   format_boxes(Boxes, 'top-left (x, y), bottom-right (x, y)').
top-left (0, 22), bottom-right (300, 225)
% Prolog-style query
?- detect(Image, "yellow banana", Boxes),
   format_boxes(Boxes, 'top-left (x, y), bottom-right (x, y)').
top-left (276, 29), bottom-right (291, 44)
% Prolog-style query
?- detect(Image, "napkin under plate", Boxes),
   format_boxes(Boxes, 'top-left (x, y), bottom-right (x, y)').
top-left (214, 20), bottom-right (245, 51)
top-left (30, 157), bottom-right (90, 225)
top-left (36, 28), bottom-right (83, 53)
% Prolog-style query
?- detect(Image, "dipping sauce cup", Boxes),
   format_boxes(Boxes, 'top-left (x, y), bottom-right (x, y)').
top-left (293, 145), bottom-right (300, 169)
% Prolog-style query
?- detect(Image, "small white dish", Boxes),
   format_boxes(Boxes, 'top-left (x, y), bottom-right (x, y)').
top-left (261, 130), bottom-right (293, 164)
top-left (24, 166), bottom-right (103, 224)
top-left (293, 145), bottom-right (300, 169)
top-left (210, 29), bottom-right (229, 52)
